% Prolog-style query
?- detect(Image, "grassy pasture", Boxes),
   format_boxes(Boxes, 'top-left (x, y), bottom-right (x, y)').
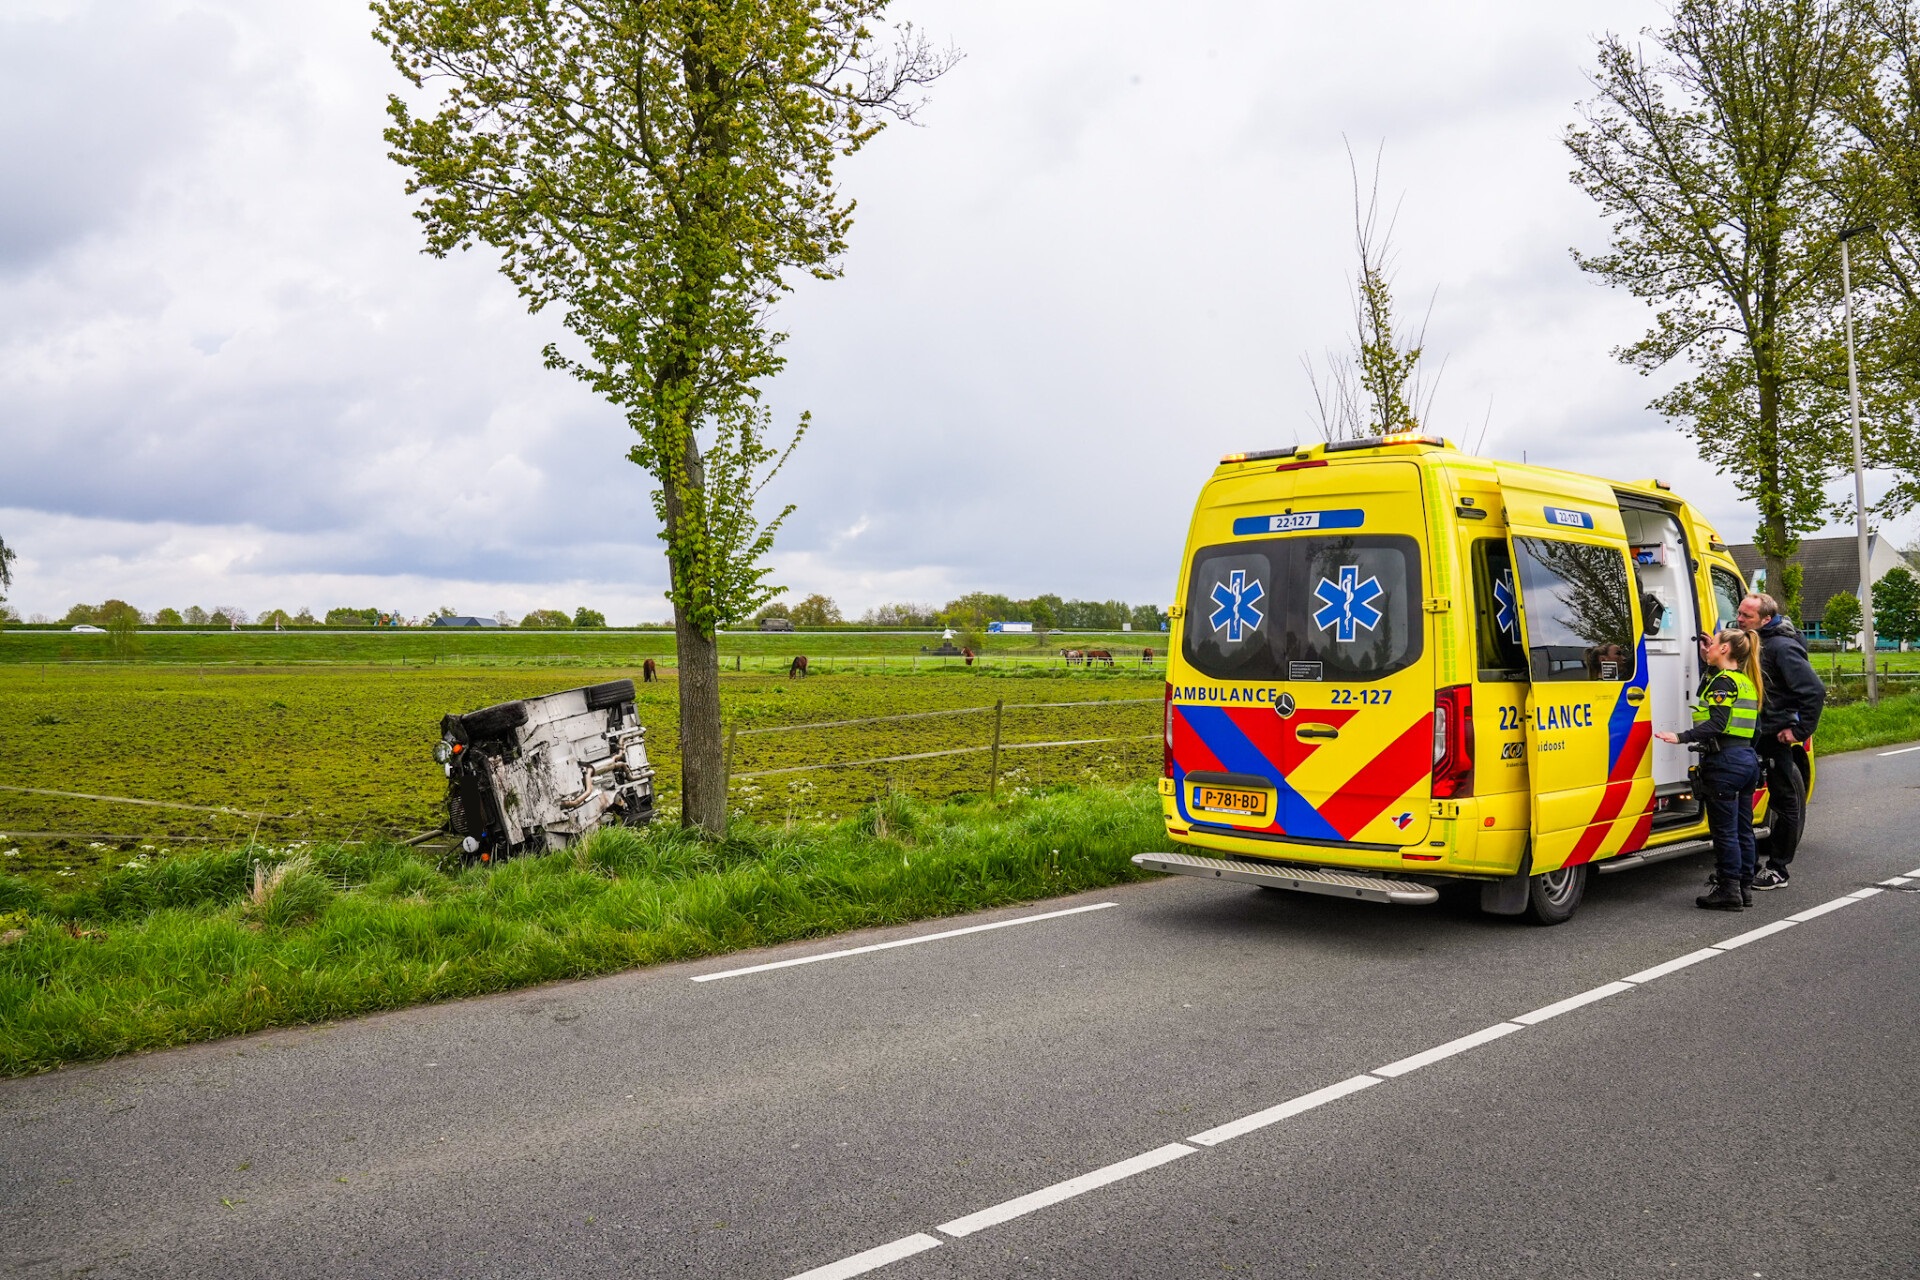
top-left (0, 626), bottom-right (1164, 667)
top-left (0, 662), bottom-right (1162, 893)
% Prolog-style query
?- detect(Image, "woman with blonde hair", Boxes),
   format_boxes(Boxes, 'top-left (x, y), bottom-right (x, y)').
top-left (1655, 628), bottom-right (1764, 910)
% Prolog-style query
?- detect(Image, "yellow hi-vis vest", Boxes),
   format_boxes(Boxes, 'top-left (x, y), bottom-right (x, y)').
top-left (1692, 670), bottom-right (1759, 739)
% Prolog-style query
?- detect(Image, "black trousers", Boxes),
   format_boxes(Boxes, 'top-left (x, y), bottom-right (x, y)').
top-left (1698, 747), bottom-right (1762, 883)
top-left (1756, 735), bottom-right (1807, 867)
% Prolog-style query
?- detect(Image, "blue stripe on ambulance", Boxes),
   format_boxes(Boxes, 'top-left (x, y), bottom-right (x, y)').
top-left (1603, 637), bottom-right (1650, 774)
top-left (1174, 705), bottom-right (1343, 841)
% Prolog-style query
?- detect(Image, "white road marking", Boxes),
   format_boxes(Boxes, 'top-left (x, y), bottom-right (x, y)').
top-left (1875, 744), bottom-right (1920, 756)
top-left (1187, 1075), bottom-right (1382, 1147)
top-left (1623, 947), bottom-right (1722, 984)
top-left (1371, 1021), bottom-right (1525, 1078)
top-left (1711, 918), bottom-right (1798, 949)
top-left (1513, 980), bottom-right (1635, 1025)
top-left (1879, 876), bottom-right (1913, 886)
top-left (784, 1233), bottom-right (941, 1280)
top-left (785, 870), bottom-right (1911, 1279)
top-left (692, 903), bottom-right (1117, 982)
top-left (936, 1143), bottom-right (1196, 1238)
top-left (1787, 898), bottom-right (1861, 923)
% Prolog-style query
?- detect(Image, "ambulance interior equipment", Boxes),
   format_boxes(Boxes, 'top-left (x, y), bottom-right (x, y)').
top-left (1619, 500), bottom-right (1702, 805)
top-left (435, 680), bottom-right (654, 864)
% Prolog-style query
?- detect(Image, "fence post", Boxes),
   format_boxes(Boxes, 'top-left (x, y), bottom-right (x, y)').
top-left (988, 698), bottom-right (1005, 799)
top-left (725, 724), bottom-right (739, 797)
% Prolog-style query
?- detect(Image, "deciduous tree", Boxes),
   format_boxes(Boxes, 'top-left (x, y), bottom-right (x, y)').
top-left (0, 534), bottom-right (15, 629)
top-left (1567, 0), bottom-right (1892, 593)
top-left (1824, 588), bottom-right (1863, 645)
top-left (1305, 144), bottom-right (1441, 442)
top-left (1872, 563), bottom-right (1920, 639)
top-left (376, 0), bottom-right (953, 834)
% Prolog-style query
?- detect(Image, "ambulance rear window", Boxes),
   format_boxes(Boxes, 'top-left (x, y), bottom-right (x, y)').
top-left (1182, 535), bottom-right (1423, 682)
top-left (1511, 536), bottom-right (1638, 683)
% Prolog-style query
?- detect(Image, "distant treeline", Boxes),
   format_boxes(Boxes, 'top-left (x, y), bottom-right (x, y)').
top-left (17, 595), bottom-right (1165, 633)
top-left (755, 592), bottom-right (1166, 632)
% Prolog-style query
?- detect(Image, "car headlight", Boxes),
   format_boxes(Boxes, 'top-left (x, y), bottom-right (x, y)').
top-left (433, 740), bottom-right (454, 765)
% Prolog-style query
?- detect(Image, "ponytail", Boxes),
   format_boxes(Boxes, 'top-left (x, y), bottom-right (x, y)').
top-left (1718, 627), bottom-right (1764, 708)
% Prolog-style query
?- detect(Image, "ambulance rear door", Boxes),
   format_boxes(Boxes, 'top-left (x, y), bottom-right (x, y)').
top-left (1174, 459), bottom-right (1437, 848)
top-left (1497, 469), bottom-right (1652, 871)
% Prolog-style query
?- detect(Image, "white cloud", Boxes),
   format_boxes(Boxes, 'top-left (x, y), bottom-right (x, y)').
top-left (1, 0), bottom-right (1911, 623)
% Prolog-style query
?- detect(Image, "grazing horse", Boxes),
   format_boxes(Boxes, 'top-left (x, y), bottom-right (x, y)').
top-left (642, 657), bottom-right (657, 683)
top-left (1140, 647), bottom-right (1154, 667)
top-left (1060, 648), bottom-right (1085, 666)
top-left (962, 647), bottom-right (975, 666)
top-left (788, 654), bottom-right (809, 678)
top-left (1085, 648), bottom-right (1115, 666)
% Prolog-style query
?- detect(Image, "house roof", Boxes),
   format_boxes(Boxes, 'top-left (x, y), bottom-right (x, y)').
top-left (1727, 533), bottom-right (1899, 623)
top-left (430, 615), bottom-right (498, 628)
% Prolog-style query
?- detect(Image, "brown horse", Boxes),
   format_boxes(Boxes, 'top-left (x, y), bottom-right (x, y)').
top-left (1140, 647), bottom-right (1154, 666)
top-left (789, 654), bottom-right (809, 678)
top-left (1084, 648), bottom-right (1115, 666)
top-left (642, 657), bottom-right (657, 683)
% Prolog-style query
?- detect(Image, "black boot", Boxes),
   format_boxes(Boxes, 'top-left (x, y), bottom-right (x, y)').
top-left (1696, 877), bottom-right (1744, 911)
top-left (1739, 878), bottom-right (1753, 908)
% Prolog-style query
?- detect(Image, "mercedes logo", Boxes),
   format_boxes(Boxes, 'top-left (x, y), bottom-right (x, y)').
top-left (1275, 691), bottom-right (1296, 718)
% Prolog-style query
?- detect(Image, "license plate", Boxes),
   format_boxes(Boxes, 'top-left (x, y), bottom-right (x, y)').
top-left (1193, 786), bottom-right (1267, 816)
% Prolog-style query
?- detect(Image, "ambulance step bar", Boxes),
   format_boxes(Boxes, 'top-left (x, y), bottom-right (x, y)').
top-left (1132, 851), bottom-right (1439, 905)
top-left (1595, 826), bottom-right (1767, 876)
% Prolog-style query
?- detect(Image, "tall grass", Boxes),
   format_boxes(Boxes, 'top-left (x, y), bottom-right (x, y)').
top-left (1812, 688), bottom-right (1920, 755)
top-left (0, 785), bottom-right (1160, 1076)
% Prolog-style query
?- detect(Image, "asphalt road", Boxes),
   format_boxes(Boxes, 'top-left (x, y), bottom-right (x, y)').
top-left (5, 748), bottom-right (1917, 1280)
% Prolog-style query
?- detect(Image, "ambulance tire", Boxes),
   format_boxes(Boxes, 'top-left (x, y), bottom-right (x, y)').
top-left (1524, 863), bottom-right (1587, 926)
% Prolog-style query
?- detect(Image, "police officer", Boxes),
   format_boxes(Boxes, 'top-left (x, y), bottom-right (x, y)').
top-left (1655, 628), bottom-right (1764, 910)
top-left (1735, 592), bottom-right (1823, 888)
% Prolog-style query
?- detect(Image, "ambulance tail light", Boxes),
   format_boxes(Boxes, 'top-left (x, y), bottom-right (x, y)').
top-left (1432, 684), bottom-right (1474, 798)
top-left (1163, 683), bottom-right (1175, 778)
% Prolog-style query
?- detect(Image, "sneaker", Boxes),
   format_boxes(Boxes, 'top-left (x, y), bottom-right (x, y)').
top-left (1752, 868), bottom-right (1789, 891)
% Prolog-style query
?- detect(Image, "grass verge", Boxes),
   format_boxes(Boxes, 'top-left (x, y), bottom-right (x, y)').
top-left (1811, 688), bottom-right (1920, 755)
top-left (0, 784), bottom-right (1159, 1076)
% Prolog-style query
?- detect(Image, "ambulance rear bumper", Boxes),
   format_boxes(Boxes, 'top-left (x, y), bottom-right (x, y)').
top-left (1132, 851), bottom-right (1439, 905)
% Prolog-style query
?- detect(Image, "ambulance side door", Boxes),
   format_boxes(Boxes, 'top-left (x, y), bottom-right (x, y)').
top-left (1507, 529), bottom-right (1649, 872)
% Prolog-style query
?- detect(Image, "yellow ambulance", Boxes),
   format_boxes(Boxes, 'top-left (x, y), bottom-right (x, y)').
top-left (1135, 432), bottom-right (1807, 924)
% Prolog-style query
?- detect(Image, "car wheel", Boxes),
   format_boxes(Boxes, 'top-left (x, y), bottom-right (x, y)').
top-left (1524, 862), bottom-right (1587, 926)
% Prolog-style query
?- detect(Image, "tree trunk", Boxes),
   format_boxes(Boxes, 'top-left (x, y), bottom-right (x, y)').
top-left (674, 604), bottom-right (727, 836)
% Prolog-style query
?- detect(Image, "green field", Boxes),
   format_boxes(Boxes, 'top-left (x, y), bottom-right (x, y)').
top-left (0, 625), bottom-right (1165, 667)
top-left (0, 660), bottom-right (1162, 892)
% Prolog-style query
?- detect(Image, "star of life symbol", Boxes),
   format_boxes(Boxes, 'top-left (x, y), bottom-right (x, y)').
top-left (1208, 569), bottom-right (1265, 642)
top-left (1312, 565), bottom-right (1385, 642)
top-left (1493, 571), bottom-right (1518, 639)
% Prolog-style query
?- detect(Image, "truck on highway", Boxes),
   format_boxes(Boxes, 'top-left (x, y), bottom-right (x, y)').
top-left (1135, 431), bottom-right (1812, 924)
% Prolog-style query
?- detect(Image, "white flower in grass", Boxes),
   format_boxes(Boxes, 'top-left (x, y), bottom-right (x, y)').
top-left (3, 849), bottom-right (19, 858)
top-left (88, 842), bottom-right (106, 850)
top-left (57, 869), bottom-right (75, 877)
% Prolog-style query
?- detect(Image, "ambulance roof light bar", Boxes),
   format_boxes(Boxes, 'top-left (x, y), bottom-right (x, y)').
top-left (1323, 431), bottom-right (1449, 453)
top-left (1219, 432), bottom-right (1449, 465)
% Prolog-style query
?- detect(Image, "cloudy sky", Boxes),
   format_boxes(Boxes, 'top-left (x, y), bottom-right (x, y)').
top-left (0, 0), bottom-right (1904, 623)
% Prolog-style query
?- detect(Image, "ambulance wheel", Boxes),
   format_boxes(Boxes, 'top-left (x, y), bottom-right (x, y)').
top-left (1524, 863), bottom-right (1587, 926)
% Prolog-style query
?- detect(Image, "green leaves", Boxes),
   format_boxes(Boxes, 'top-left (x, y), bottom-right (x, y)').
top-left (1568, 0), bottom-right (1894, 582)
top-left (374, 1), bottom-right (953, 830)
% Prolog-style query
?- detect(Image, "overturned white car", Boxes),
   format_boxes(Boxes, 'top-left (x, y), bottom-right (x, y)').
top-left (435, 679), bottom-right (655, 863)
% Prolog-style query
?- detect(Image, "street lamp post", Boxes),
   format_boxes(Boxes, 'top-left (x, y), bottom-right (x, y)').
top-left (1841, 222), bottom-right (1878, 706)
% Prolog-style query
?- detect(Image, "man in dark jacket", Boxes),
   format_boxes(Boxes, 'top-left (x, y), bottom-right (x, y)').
top-left (1736, 592), bottom-right (1824, 886)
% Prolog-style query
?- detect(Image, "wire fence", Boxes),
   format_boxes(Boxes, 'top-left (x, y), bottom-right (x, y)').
top-left (725, 696), bottom-right (1160, 800)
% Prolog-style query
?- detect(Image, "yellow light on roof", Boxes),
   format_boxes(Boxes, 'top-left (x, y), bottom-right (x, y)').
top-left (1220, 452), bottom-right (1247, 463)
